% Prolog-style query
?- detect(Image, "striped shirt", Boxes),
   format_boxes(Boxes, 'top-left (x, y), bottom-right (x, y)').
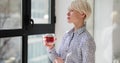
top-left (48, 26), bottom-right (96, 63)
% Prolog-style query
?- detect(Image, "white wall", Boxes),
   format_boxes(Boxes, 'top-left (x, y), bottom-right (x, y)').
top-left (94, 0), bottom-right (113, 63)
top-left (55, 0), bottom-right (73, 49)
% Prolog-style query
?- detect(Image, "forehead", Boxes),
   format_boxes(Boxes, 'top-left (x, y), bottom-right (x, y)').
top-left (68, 7), bottom-right (82, 15)
top-left (68, 5), bottom-right (74, 10)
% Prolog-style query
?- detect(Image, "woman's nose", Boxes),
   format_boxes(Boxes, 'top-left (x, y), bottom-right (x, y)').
top-left (67, 11), bottom-right (70, 16)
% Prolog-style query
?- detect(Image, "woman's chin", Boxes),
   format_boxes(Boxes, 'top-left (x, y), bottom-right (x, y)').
top-left (67, 21), bottom-right (72, 23)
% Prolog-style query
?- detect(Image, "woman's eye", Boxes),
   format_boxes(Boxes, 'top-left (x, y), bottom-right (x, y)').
top-left (69, 9), bottom-right (73, 12)
top-left (71, 9), bottom-right (74, 11)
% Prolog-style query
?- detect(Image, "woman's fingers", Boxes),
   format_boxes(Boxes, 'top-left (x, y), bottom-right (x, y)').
top-left (43, 41), bottom-right (54, 49)
top-left (54, 57), bottom-right (64, 63)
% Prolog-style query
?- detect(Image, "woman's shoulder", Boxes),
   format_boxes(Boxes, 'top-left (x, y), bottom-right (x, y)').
top-left (80, 31), bottom-right (96, 49)
top-left (80, 30), bottom-right (92, 38)
top-left (80, 30), bottom-right (95, 44)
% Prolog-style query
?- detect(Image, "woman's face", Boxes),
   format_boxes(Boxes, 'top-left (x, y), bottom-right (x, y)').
top-left (67, 8), bottom-right (85, 23)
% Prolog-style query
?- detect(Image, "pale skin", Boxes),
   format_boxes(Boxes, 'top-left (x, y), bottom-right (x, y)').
top-left (44, 8), bottom-right (86, 63)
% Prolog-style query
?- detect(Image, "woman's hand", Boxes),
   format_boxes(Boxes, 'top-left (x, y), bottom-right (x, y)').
top-left (43, 41), bottom-right (55, 49)
top-left (54, 57), bottom-right (64, 63)
top-left (43, 34), bottom-right (56, 49)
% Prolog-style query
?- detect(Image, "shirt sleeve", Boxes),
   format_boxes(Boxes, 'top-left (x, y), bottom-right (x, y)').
top-left (47, 32), bottom-right (68, 62)
top-left (47, 47), bottom-right (58, 62)
top-left (81, 38), bottom-right (96, 63)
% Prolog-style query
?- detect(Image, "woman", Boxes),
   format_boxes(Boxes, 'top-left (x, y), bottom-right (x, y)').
top-left (44, 0), bottom-right (96, 63)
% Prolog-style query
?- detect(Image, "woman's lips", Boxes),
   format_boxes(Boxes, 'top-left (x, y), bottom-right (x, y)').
top-left (67, 17), bottom-right (70, 19)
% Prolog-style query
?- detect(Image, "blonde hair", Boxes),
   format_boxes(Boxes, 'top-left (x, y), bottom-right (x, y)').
top-left (70, 0), bottom-right (92, 20)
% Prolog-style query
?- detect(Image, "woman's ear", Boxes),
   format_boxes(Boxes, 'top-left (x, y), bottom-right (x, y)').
top-left (80, 12), bottom-right (86, 19)
top-left (80, 13), bottom-right (86, 18)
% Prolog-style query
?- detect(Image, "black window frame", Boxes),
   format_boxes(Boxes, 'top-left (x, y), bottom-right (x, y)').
top-left (0, 0), bottom-right (55, 63)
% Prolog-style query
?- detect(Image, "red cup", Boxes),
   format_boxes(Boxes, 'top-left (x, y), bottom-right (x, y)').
top-left (43, 34), bottom-right (56, 43)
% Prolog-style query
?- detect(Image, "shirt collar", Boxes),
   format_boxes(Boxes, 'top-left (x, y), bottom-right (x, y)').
top-left (67, 26), bottom-right (86, 36)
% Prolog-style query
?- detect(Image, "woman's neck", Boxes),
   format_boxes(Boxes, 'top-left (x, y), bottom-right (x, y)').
top-left (73, 21), bottom-right (84, 32)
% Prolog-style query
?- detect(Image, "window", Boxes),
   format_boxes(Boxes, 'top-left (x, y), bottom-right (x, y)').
top-left (0, 0), bottom-right (55, 63)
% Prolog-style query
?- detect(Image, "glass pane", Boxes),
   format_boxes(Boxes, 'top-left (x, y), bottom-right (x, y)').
top-left (0, 36), bottom-right (22, 63)
top-left (31, 0), bottom-right (50, 24)
top-left (112, 0), bottom-right (120, 62)
top-left (0, 0), bottom-right (22, 30)
top-left (28, 34), bottom-right (51, 63)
